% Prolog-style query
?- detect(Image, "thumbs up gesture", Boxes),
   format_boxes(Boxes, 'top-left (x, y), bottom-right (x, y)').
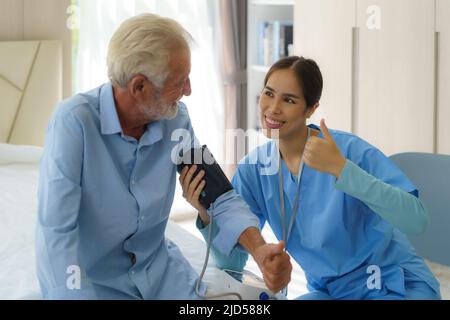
top-left (303, 119), bottom-right (346, 178)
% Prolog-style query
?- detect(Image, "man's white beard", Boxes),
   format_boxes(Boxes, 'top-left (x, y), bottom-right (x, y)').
top-left (161, 102), bottom-right (179, 120)
top-left (140, 99), bottom-right (179, 121)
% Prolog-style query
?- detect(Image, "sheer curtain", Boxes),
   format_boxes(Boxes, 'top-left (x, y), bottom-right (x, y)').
top-left (75, 0), bottom-right (224, 218)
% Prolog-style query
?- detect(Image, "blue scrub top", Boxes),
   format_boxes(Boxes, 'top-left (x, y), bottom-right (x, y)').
top-left (232, 124), bottom-right (440, 299)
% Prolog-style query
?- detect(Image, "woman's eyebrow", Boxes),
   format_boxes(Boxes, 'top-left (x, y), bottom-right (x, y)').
top-left (265, 86), bottom-right (301, 99)
top-left (283, 93), bottom-right (301, 99)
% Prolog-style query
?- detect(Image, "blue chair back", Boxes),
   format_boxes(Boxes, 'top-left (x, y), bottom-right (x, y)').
top-left (390, 152), bottom-right (450, 266)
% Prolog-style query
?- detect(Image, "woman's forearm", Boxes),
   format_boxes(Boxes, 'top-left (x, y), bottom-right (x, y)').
top-left (335, 160), bottom-right (429, 235)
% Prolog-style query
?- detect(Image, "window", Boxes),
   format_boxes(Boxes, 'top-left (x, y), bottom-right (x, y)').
top-left (73, 0), bottom-right (225, 218)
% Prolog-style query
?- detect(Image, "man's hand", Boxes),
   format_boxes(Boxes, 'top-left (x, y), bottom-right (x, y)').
top-left (179, 165), bottom-right (210, 224)
top-left (252, 241), bottom-right (292, 293)
top-left (304, 119), bottom-right (346, 178)
top-left (239, 228), bottom-right (292, 293)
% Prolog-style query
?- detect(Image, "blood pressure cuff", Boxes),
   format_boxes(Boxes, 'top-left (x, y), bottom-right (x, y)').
top-left (176, 145), bottom-right (233, 209)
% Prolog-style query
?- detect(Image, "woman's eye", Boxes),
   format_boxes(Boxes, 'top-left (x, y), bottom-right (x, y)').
top-left (285, 98), bottom-right (295, 104)
top-left (264, 91), bottom-right (273, 97)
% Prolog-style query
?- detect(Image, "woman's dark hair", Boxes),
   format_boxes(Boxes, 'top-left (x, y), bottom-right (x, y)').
top-left (263, 56), bottom-right (323, 108)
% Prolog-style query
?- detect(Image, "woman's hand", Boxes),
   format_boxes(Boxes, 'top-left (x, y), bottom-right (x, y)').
top-left (179, 165), bottom-right (210, 224)
top-left (304, 119), bottom-right (346, 178)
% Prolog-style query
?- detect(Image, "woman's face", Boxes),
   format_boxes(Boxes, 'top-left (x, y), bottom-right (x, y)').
top-left (259, 68), bottom-right (316, 140)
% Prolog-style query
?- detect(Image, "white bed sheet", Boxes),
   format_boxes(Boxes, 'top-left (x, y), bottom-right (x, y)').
top-left (1, 143), bottom-right (449, 300)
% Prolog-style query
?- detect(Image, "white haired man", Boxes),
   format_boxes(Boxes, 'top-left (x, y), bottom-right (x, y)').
top-left (36, 13), bottom-right (292, 299)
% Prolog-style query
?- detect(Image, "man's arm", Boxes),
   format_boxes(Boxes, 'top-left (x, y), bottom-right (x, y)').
top-left (196, 215), bottom-right (249, 272)
top-left (36, 108), bottom-right (95, 299)
top-left (238, 227), bottom-right (292, 293)
top-left (181, 166), bottom-right (292, 293)
top-left (178, 111), bottom-right (292, 293)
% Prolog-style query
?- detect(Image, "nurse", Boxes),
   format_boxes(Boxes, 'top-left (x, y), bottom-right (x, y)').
top-left (180, 56), bottom-right (441, 300)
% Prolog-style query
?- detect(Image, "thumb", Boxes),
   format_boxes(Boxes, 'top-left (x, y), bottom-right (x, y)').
top-left (320, 119), bottom-right (333, 141)
top-left (267, 241), bottom-right (285, 259)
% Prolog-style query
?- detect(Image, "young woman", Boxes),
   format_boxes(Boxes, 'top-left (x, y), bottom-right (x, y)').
top-left (180, 56), bottom-right (441, 300)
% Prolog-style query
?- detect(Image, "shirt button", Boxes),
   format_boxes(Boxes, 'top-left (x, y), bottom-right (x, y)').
top-left (131, 270), bottom-right (135, 275)
top-left (129, 253), bottom-right (137, 265)
top-left (140, 216), bottom-right (145, 220)
top-left (131, 180), bottom-right (136, 185)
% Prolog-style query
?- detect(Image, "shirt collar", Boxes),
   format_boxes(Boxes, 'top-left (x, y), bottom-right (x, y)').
top-left (140, 121), bottom-right (163, 147)
top-left (99, 82), bottom-right (163, 146)
top-left (100, 82), bottom-right (122, 135)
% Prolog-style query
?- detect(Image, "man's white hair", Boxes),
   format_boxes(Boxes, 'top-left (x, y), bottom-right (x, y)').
top-left (107, 13), bottom-right (193, 88)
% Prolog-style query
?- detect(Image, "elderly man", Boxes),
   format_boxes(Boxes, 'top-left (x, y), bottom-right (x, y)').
top-left (36, 13), bottom-right (291, 299)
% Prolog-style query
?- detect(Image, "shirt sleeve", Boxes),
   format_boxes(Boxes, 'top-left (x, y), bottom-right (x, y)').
top-left (36, 108), bottom-right (96, 299)
top-left (335, 159), bottom-right (429, 235)
top-left (175, 106), bottom-right (260, 257)
top-left (231, 165), bottom-right (267, 230)
top-left (206, 190), bottom-right (260, 256)
top-left (196, 216), bottom-right (248, 272)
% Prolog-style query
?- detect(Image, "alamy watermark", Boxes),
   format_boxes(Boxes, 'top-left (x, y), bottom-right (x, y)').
top-left (366, 265), bottom-right (382, 290)
top-left (366, 5), bottom-right (381, 30)
top-left (66, 265), bottom-right (81, 290)
top-left (170, 128), bottom-right (280, 176)
top-left (66, 4), bottom-right (80, 30)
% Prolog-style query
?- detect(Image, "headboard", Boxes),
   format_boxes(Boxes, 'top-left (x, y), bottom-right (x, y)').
top-left (0, 41), bottom-right (62, 147)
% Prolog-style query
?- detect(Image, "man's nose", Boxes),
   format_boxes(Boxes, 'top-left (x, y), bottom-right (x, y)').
top-left (183, 78), bottom-right (191, 96)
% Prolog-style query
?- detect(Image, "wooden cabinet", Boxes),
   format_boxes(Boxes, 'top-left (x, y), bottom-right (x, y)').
top-left (437, 0), bottom-right (450, 155)
top-left (294, 0), bottom-right (356, 132)
top-left (356, 0), bottom-right (435, 155)
top-left (294, 0), bottom-right (441, 156)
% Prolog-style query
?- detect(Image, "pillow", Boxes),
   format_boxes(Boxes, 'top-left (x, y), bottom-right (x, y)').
top-left (0, 143), bottom-right (43, 164)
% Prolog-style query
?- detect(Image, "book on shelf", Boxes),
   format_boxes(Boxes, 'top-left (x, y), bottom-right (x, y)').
top-left (258, 20), bottom-right (293, 67)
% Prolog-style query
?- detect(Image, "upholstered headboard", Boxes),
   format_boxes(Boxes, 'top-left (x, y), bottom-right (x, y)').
top-left (0, 41), bottom-right (62, 147)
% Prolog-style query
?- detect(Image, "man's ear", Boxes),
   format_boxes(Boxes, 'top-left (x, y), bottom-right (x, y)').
top-left (129, 75), bottom-right (150, 97)
top-left (306, 102), bottom-right (320, 119)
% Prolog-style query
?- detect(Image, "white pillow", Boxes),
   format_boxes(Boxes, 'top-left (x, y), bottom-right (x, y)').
top-left (0, 143), bottom-right (43, 164)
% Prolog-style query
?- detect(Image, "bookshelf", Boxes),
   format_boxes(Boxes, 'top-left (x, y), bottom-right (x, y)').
top-left (247, 0), bottom-right (294, 131)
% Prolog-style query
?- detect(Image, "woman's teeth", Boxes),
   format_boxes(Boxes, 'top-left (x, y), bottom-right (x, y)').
top-left (266, 117), bottom-right (282, 125)
top-left (265, 116), bottom-right (284, 128)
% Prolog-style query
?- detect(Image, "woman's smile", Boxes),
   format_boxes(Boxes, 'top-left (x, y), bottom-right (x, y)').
top-left (264, 115), bottom-right (286, 129)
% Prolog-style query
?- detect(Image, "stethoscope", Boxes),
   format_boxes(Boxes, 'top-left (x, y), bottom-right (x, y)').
top-left (277, 127), bottom-right (311, 247)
